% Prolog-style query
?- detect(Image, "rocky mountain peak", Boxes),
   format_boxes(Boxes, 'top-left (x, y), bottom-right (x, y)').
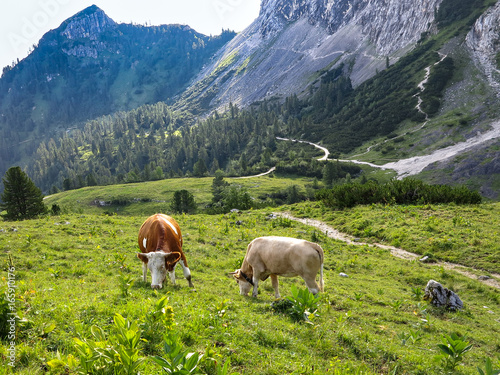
top-left (183, 0), bottom-right (444, 113)
top-left (61, 5), bottom-right (116, 41)
top-left (257, 0), bottom-right (354, 38)
top-left (256, 0), bottom-right (442, 54)
top-left (49, 5), bottom-right (119, 59)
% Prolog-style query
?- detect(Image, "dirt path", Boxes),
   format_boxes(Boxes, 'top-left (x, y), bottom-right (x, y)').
top-left (274, 212), bottom-right (500, 290)
top-left (231, 167), bottom-right (276, 179)
top-left (276, 137), bottom-right (330, 160)
top-left (276, 51), bottom-right (500, 178)
top-left (345, 53), bottom-right (500, 177)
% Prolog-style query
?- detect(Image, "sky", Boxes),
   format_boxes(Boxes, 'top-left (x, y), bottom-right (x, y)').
top-left (0, 0), bottom-right (261, 70)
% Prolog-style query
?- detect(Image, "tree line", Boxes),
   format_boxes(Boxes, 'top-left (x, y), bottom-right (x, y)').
top-left (22, 32), bottom-right (461, 194)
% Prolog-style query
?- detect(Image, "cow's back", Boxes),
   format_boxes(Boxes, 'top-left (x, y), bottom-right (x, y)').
top-left (247, 236), bottom-right (323, 274)
top-left (138, 214), bottom-right (183, 254)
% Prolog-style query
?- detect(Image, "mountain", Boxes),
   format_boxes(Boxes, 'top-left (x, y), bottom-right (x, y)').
top-left (1, 0), bottom-right (500, 199)
top-left (172, 0), bottom-right (500, 198)
top-left (0, 5), bottom-right (235, 175)
top-left (176, 0), bottom-right (443, 114)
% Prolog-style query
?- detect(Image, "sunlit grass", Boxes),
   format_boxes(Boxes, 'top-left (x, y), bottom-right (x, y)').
top-left (1, 207), bottom-right (499, 374)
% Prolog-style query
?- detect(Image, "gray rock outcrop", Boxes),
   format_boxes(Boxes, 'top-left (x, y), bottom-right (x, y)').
top-left (466, 2), bottom-right (500, 96)
top-left (424, 280), bottom-right (464, 311)
top-left (182, 0), bottom-right (444, 111)
top-left (59, 5), bottom-right (118, 59)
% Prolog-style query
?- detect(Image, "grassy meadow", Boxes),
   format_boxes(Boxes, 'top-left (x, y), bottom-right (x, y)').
top-left (280, 201), bottom-right (500, 274)
top-left (1, 177), bottom-right (500, 374)
top-left (43, 174), bottom-right (315, 216)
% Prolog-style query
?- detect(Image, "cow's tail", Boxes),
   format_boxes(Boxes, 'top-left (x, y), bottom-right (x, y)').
top-left (319, 263), bottom-right (324, 292)
top-left (311, 242), bottom-right (324, 292)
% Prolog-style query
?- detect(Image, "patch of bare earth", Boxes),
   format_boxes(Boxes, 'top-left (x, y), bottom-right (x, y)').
top-left (275, 212), bottom-right (500, 290)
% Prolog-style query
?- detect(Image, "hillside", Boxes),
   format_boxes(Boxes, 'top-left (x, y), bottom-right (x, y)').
top-left (175, 0), bottom-right (444, 114)
top-left (1, 201), bottom-right (499, 374)
top-left (43, 176), bottom-right (499, 273)
top-left (0, 5), bottom-right (235, 180)
top-left (1, 0), bottom-right (500, 199)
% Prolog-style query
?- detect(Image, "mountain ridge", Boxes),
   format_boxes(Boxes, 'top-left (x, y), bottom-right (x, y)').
top-left (1, 0), bottom-right (500, 199)
top-left (176, 0), bottom-right (444, 114)
top-left (0, 5), bottom-right (235, 177)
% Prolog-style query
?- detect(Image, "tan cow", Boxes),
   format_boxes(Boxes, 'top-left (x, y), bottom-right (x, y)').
top-left (231, 236), bottom-right (324, 298)
top-left (137, 214), bottom-right (193, 289)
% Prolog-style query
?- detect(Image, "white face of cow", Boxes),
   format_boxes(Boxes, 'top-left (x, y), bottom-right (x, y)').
top-left (147, 252), bottom-right (168, 289)
top-left (137, 251), bottom-right (181, 289)
top-left (232, 270), bottom-right (252, 296)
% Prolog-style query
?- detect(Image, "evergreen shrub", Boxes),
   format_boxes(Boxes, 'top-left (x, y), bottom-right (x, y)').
top-left (316, 178), bottom-right (482, 209)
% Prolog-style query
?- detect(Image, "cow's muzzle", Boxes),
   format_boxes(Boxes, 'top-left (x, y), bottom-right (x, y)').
top-left (151, 284), bottom-right (163, 289)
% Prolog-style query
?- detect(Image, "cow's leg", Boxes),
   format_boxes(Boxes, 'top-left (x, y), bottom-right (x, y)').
top-left (251, 271), bottom-right (260, 298)
top-left (168, 264), bottom-right (176, 285)
top-left (304, 276), bottom-right (320, 295)
top-left (270, 274), bottom-right (280, 299)
top-left (179, 259), bottom-right (194, 288)
top-left (142, 262), bottom-right (148, 283)
top-left (252, 279), bottom-right (259, 298)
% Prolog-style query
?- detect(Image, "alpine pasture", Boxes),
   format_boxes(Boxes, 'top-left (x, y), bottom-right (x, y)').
top-left (1, 175), bottom-right (499, 374)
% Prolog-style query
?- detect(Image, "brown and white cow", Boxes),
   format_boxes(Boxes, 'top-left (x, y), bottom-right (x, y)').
top-left (231, 236), bottom-right (324, 298)
top-left (137, 214), bottom-right (193, 289)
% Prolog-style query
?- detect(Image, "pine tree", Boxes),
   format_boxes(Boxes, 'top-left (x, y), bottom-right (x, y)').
top-left (170, 190), bottom-right (196, 214)
top-left (322, 162), bottom-right (337, 188)
top-left (211, 170), bottom-right (229, 204)
top-left (1, 166), bottom-right (47, 220)
top-left (193, 159), bottom-right (208, 177)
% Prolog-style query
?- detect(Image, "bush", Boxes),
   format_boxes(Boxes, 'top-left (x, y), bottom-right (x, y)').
top-left (0, 288), bottom-right (11, 339)
top-left (316, 178), bottom-right (482, 209)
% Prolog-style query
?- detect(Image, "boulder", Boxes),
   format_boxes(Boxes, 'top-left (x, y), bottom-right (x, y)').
top-left (424, 280), bottom-right (463, 311)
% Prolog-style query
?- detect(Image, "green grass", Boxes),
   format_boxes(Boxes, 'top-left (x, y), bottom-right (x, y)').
top-left (44, 175), bottom-right (314, 216)
top-left (1, 204), bottom-right (499, 374)
top-left (282, 201), bottom-right (500, 274)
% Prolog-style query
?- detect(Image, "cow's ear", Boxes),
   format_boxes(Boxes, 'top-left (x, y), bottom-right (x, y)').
top-left (137, 253), bottom-right (149, 263)
top-left (164, 252), bottom-right (181, 264)
top-left (229, 270), bottom-right (241, 279)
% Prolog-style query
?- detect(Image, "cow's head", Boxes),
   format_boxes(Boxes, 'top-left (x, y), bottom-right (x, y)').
top-left (230, 269), bottom-right (253, 296)
top-left (137, 251), bottom-right (181, 289)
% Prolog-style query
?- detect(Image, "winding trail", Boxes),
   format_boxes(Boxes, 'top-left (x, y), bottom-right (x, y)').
top-left (276, 137), bottom-right (330, 160)
top-left (275, 52), bottom-right (500, 178)
top-left (344, 53), bottom-right (500, 177)
top-left (234, 52), bottom-right (500, 179)
top-left (231, 167), bottom-right (276, 179)
top-left (230, 55), bottom-right (500, 289)
top-left (274, 212), bottom-right (500, 290)
top-left (230, 138), bottom-right (329, 179)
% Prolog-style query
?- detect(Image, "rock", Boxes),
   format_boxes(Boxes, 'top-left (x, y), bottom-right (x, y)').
top-left (424, 280), bottom-right (464, 311)
top-left (419, 255), bottom-right (435, 263)
top-left (185, 0), bottom-right (443, 116)
top-left (466, 1), bottom-right (500, 95)
top-left (478, 275), bottom-right (491, 281)
top-left (339, 273), bottom-right (349, 278)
